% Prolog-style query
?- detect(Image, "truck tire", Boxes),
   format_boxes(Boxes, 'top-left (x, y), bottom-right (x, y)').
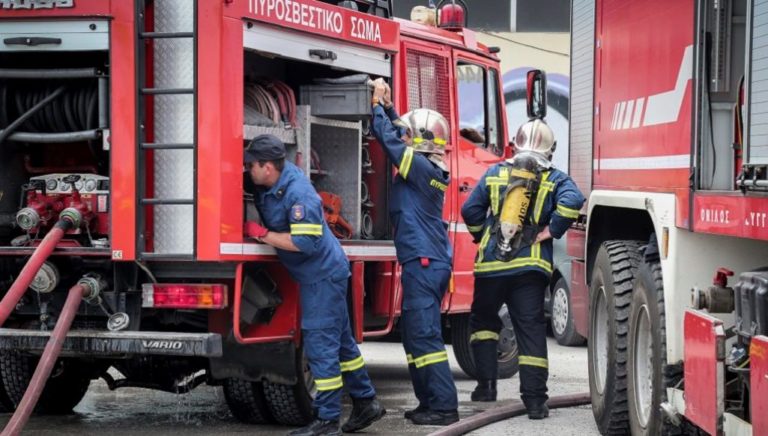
top-left (628, 255), bottom-right (677, 435)
top-left (588, 240), bottom-right (643, 435)
top-left (262, 349), bottom-right (315, 426)
top-left (451, 310), bottom-right (519, 380)
top-left (551, 276), bottom-right (586, 346)
top-left (0, 351), bottom-right (91, 414)
top-left (223, 378), bottom-right (274, 424)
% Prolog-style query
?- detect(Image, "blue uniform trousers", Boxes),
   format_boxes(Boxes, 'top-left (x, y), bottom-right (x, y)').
top-left (470, 272), bottom-right (549, 408)
top-left (300, 270), bottom-right (376, 421)
top-left (401, 259), bottom-right (458, 411)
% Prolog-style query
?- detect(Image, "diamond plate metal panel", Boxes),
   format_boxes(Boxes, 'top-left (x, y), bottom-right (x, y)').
top-left (154, 94), bottom-right (194, 144)
top-left (154, 0), bottom-right (194, 34)
top-left (151, 0), bottom-right (195, 255)
top-left (153, 38), bottom-right (194, 89)
top-left (154, 205), bottom-right (194, 254)
top-left (311, 123), bottom-right (362, 239)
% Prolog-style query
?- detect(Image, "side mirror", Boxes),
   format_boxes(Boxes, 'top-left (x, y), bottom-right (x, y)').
top-left (526, 69), bottom-right (547, 120)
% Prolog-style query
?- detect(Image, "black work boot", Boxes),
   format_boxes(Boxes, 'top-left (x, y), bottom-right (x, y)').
top-left (288, 418), bottom-right (341, 436)
top-left (527, 403), bottom-right (549, 420)
top-left (409, 409), bottom-right (459, 426)
top-left (470, 379), bottom-right (497, 402)
top-left (341, 397), bottom-right (386, 432)
top-left (403, 404), bottom-right (428, 420)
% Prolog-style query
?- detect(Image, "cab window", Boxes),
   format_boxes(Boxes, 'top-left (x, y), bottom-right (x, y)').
top-left (456, 62), bottom-right (504, 157)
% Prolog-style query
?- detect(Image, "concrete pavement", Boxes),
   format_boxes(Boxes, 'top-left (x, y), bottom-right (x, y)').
top-left (0, 338), bottom-right (599, 435)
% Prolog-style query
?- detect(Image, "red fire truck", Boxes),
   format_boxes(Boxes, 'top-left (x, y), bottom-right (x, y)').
top-left (0, 0), bottom-right (516, 427)
top-left (568, 0), bottom-right (768, 434)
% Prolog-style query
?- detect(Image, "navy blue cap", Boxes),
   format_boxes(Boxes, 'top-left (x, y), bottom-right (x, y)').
top-left (245, 134), bottom-right (287, 163)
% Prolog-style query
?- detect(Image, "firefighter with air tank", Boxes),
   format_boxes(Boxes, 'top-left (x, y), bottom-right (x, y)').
top-left (461, 118), bottom-right (585, 419)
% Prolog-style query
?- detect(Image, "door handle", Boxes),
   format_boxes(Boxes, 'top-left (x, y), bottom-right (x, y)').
top-left (4, 37), bottom-right (62, 47)
top-left (459, 183), bottom-right (473, 193)
top-left (309, 49), bottom-right (337, 61)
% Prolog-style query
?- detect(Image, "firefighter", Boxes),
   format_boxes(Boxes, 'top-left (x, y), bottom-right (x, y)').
top-left (242, 134), bottom-right (385, 436)
top-left (460, 119), bottom-right (585, 419)
top-left (369, 80), bottom-right (459, 426)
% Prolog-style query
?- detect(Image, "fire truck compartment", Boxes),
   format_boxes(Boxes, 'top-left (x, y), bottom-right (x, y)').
top-left (0, 27), bottom-right (111, 253)
top-left (242, 35), bottom-right (392, 241)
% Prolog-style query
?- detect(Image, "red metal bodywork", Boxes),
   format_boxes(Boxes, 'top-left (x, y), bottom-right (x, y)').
top-left (593, 0), bottom-right (694, 228)
top-left (751, 335), bottom-right (768, 435)
top-left (683, 310), bottom-right (725, 436)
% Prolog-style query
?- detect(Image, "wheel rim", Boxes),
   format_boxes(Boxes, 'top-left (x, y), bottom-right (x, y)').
top-left (633, 304), bottom-right (653, 427)
top-left (552, 286), bottom-right (569, 336)
top-left (592, 286), bottom-right (609, 395)
top-left (498, 305), bottom-right (519, 363)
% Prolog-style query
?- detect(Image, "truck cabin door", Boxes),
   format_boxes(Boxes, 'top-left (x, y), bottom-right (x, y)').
top-left (398, 40), bottom-right (456, 311)
top-left (449, 54), bottom-right (507, 311)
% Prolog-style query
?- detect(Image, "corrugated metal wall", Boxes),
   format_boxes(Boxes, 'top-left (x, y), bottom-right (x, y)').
top-left (748, 0), bottom-right (768, 164)
top-left (568, 0), bottom-right (595, 202)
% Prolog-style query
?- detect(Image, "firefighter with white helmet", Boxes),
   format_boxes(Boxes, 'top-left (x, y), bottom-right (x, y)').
top-left (461, 118), bottom-right (585, 419)
top-left (370, 79), bottom-right (459, 426)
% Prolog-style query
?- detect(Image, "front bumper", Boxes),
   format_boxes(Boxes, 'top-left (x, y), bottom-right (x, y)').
top-left (0, 329), bottom-right (222, 358)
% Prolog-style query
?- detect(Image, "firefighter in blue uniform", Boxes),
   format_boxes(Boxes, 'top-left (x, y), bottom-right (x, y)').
top-left (369, 80), bottom-right (459, 426)
top-left (243, 134), bottom-right (385, 436)
top-left (461, 119), bottom-right (585, 419)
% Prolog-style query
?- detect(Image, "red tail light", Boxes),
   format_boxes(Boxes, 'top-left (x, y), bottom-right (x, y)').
top-left (142, 283), bottom-right (228, 309)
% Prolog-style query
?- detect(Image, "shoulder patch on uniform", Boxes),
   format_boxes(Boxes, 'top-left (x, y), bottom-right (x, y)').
top-left (291, 204), bottom-right (305, 221)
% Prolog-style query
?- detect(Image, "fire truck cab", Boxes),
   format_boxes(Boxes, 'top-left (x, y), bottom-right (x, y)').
top-left (0, 0), bottom-right (517, 426)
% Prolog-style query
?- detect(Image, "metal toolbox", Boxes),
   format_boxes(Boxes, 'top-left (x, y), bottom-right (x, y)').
top-left (299, 84), bottom-right (371, 120)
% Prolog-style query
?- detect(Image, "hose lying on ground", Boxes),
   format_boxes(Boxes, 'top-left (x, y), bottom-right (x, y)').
top-left (428, 392), bottom-right (592, 436)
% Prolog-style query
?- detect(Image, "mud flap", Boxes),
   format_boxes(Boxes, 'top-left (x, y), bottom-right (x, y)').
top-left (751, 335), bottom-right (768, 435)
top-left (683, 309), bottom-right (726, 435)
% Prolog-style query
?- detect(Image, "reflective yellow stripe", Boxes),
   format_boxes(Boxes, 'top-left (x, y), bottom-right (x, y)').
top-left (474, 257), bottom-right (553, 274)
top-left (413, 350), bottom-right (449, 368)
top-left (533, 172), bottom-right (553, 224)
top-left (406, 353), bottom-right (414, 365)
top-left (556, 204), bottom-right (580, 219)
top-left (519, 355), bottom-right (548, 369)
top-left (315, 375), bottom-right (343, 391)
top-left (340, 356), bottom-right (365, 372)
top-left (487, 168), bottom-right (509, 216)
top-left (290, 223), bottom-right (323, 236)
top-left (477, 227), bottom-right (492, 263)
top-left (467, 224), bottom-right (484, 233)
top-left (400, 147), bottom-right (414, 179)
top-left (470, 331), bottom-right (499, 342)
top-left (430, 179), bottom-right (448, 191)
top-left (531, 242), bottom-right (540, 259)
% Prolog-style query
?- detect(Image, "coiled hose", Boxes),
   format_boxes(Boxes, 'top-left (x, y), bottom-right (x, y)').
top-left (0, 81), bottom-right (98, 143)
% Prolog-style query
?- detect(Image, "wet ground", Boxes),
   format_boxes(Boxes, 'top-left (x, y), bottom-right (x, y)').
top-left (1, 338), bottom-right (598, 435)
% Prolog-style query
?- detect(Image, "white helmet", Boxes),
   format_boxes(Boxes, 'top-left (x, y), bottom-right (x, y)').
top-left (514, 119), bottom-right (556, 159)
top-left (394, 109), bottom-right (449, 155)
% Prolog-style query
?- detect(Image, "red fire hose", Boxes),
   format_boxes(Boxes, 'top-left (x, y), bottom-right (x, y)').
top-left (1, 280), bottom-right (95, 436)
top-left (428, 392), bottom-right (592, 436)
top-left (0, 219), bottom-right (73, 327)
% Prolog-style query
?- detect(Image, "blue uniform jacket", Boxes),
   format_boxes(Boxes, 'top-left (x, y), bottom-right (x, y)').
top-left (460, 162), bottom-right (585, 278)
top-left (251, 161), bottom-right (350, 285)
top-left (370, 105), bottom-right (452, 265)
